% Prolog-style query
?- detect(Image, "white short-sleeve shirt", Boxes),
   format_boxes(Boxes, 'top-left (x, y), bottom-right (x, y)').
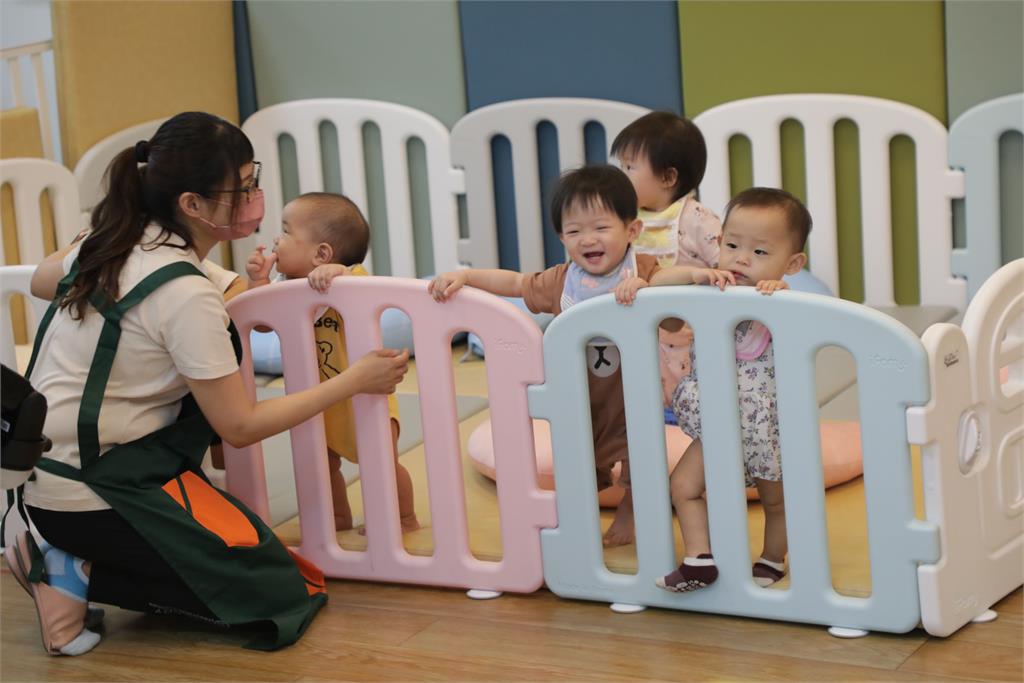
top-left (25, 226), bottom-right (239, 512)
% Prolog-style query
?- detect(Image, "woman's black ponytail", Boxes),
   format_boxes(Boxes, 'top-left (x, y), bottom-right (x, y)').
top-left (60, 112), bottom-right (253, 319)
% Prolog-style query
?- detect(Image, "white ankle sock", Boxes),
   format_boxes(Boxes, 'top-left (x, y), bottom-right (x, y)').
top-left (58, 629), bottom-right (101, 656)
top-left (757, 557), bottom-right (785, 572)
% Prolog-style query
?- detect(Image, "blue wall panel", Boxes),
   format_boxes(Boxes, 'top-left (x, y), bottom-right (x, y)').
top-left (459, 0), bottom-right (682, 269)
top-left (459, 0), bottom-right (682, 112)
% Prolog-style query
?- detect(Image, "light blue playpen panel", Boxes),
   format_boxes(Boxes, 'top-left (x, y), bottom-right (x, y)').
top-left (457, 0), bottom-right (682, 270)
top-left (529, 288), bottom-right (939, 633)
top-left (949, 93), bottom-right (1024, 301)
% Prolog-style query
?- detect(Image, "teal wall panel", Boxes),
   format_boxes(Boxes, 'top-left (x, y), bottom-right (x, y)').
top-left (246, 0), bottom-right (466, 276)
top-left (945, 0), bottom-right (1023, 121)
top-left (945, 0), bottom-right (1023, 266)
top-left (458, 0), bottom-right (682, 269)
top-left (247, 0), bottom-right (466, 126)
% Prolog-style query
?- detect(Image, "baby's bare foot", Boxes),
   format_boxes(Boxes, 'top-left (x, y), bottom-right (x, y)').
top-left (602, 501), bottom-right (636, 547)
top-left (334, 516), bottom-right (354, 532)
top-left (355, 516), bottom-right (421, 535)
top-left (401, 514), bottom-right (421, 533)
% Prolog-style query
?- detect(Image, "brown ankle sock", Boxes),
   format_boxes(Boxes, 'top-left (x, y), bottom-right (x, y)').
top-left (656, 553), bottom-right (718, 592)
top-left (752, 557), bottom-right (786, 587)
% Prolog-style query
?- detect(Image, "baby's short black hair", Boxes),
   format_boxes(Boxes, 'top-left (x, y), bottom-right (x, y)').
top-left (724, 187), bottom-right (813, 252)
top-left (294, 192), bottom-right (370, 266)
top-left (610, 111), bottom-right (708, 201)
top-left (549, 165), bottom-right (638, 234)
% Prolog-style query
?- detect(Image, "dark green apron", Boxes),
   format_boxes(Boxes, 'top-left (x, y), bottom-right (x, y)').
top-left (26, 261), bottom-right (326, 650)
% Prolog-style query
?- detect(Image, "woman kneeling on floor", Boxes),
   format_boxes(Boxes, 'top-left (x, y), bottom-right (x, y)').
top-left (6, 112), bottom-right (408, 655)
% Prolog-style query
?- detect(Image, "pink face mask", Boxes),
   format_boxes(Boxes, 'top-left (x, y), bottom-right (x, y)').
top-left (198, 189), bottom-right (265, 240)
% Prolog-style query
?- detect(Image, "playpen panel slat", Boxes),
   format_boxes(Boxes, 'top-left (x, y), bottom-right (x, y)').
top-left (292, 124), bottom-right (325, 197)
top-left (691, 317), bottom-right (763, 591)
top-left (771, 325), bottom-right (836, 601)
top-left (414, 327), bottom-right (474, 561)
top-left (510, 133), bottom-right (546, 275)
top-left (379, 133), bottom-right (416, 279)
top-left (335, 122), bottom-right (368, 215)
top-left (618, 326), bottom-right (681, 576)
top-left (804, 119), bottom-right (840, 293)
top-left (700, 131), bottom-right (733, 217)
top-left (9, 183), bottom-right (44, 266)
top-left (858, 127), bottom-right (895, 306)
top-left (750, 119), bottom-right (783, 190)
top-left (451, 126), bottom-right (500, 269)
top-left (555, 124), bottom-right (586, 172)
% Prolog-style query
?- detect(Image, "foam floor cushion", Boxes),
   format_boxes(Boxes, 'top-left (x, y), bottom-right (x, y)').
top-left (467, 418), bottom-right (863, 507)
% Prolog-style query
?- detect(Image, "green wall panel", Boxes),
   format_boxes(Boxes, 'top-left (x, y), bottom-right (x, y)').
top-left (679, 1), bottom-right (948, 303)
top-left (945, 0), bottom-right (1023, 267)
top-left (246, 0), bottom-right (466, 276)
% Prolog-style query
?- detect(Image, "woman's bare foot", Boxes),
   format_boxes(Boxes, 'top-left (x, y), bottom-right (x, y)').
top-left (602, 492), bottom-right (635, 547)
top-left (355, 515), bottom-right (421, 536)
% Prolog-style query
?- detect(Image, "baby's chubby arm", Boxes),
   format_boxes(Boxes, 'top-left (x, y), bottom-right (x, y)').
top-left (650, 265), bottom-right (736, 290)
top-left (307, 263), bottom-right (351, 293)
top-left (429, 269), bottom-right (524, 302)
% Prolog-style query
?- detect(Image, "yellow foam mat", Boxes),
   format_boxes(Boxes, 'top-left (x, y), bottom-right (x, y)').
top-left (274, 404), bottom-right (926, 598)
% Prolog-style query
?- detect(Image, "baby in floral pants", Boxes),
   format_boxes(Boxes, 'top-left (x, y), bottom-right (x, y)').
top-left (654, 187), bottom-right (813, 592)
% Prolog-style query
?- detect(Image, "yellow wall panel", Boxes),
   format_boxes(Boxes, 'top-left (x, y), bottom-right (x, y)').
top-left (52, 0), bottom-right (239, 167)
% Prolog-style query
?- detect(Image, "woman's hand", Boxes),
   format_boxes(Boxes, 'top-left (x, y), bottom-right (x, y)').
top-left (755, 279), bottom-right (789, 295)
top-left (245, 246), bottom-right (277, 287)
top-left (346, 349), bottom-right (410, 394)
top-left (428, 271), bottom-right (469, 302)
top-left (189, 348), bottom-right (409, 448)
top-left (614, 276), bottom-right (648, 306)
top-left (307, 263), bottom-right (350, 293)
top-left (692, 268), bottom-right (736, 290)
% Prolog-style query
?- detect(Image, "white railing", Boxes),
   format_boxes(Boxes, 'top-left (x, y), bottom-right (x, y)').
top-left (1, 40), bottom-right (57, 161)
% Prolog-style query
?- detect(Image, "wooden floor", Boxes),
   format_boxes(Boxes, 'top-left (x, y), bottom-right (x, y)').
top-left (5, 349), bottom-right (1022, 681)
top-left (1, 568), bottom-right (1021, 682)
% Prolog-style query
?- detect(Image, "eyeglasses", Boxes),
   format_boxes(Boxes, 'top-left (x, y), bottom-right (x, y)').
top-left (208, 161), bottom-right (262, 202)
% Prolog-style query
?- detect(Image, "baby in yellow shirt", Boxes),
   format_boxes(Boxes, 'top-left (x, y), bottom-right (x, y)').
top-left (246, 193), bottom-right (419, 533)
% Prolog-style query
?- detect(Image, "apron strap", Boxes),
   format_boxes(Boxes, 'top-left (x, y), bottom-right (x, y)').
top-left (24, 261), bottom-right (80, 379)
top-left (74, 261), bottom-right (207, 469)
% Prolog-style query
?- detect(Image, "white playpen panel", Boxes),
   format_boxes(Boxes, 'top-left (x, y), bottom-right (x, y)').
top-left (0, 265), bottom-right (48, 370)
top-left (450, 98), bottom-right (649, 273)
top-left (73, 118), bottom-right (166, 213)
top-left (240, 99), bottom-right (462, 279)
top-left (949, 93), bottom-right (1024, 301)
top-left (911, 259), bottom-right (1024, 636)
top-left (695, 94), bottom-right (967, 312)
top-left (0, 158), bottom-right (80, 267)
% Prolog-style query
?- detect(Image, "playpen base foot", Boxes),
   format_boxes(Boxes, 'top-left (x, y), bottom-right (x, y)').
top-left (466, 589), bottom-right (502, 600)
top-left (828, 626), bottom-right (869, 638)
top-left (971, 609), bottom-right (998, 623)
top-left (609, 603), bottom-right (647, 614)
